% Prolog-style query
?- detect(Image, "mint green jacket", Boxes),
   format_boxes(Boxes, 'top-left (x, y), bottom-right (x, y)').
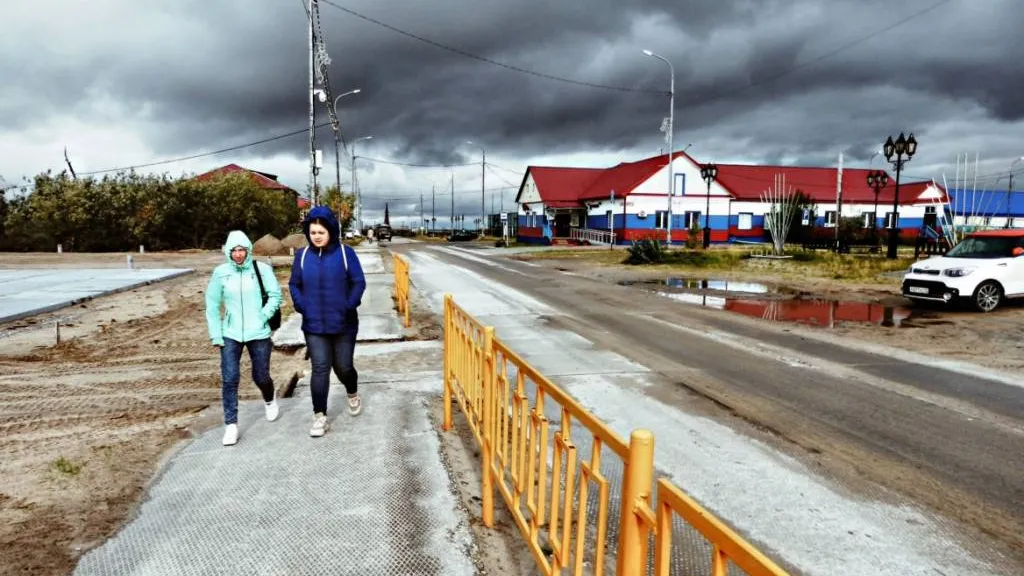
top-left (205, 230), bottom-right (282, 345)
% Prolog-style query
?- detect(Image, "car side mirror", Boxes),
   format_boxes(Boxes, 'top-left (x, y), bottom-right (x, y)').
top-left (1014, 247), bottom-right (1024, 257)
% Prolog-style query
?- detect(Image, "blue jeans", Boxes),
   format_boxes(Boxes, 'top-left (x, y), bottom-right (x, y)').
top-left (220, 338), bottom-right (275, 425)
top-left (305, 332), bottom-right (357, 415)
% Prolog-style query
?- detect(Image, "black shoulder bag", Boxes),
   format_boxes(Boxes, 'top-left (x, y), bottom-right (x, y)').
top-left (253, 261), bottom-right (282, 331)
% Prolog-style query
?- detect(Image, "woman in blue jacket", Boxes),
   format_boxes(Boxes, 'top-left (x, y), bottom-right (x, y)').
top-left (289, 206), bottom-right (366, 437)
top-left (205, 230), bottom-right (283, 446)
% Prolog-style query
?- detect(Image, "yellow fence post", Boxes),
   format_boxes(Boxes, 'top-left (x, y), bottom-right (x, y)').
top-left (442, 294), bottom-right (453, 432)
top-left (616, 429), bottom-right (655, 576)
top-left (481, 325), bottom-right (496, 528)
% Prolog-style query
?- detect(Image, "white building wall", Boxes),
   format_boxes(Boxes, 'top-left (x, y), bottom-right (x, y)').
top-left (631, 156), bottom-right (731, 197)
top-left (517, 173), bottom-right (542, 215)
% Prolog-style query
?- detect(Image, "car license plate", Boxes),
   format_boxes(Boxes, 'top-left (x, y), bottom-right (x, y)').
top-left (908, 286), bottom-right (929, 294)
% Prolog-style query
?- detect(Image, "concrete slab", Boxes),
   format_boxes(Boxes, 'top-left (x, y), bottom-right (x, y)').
top-left (0, 268), bottom-right (193, 323)
top-left (273, 244), bottom-right (403, 349)
top-left (73, 340), bottom-right (477, 576)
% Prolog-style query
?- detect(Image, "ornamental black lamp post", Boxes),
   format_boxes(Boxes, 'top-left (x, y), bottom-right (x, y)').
top-left (882, 132), bottom-right (917, 259)
top-left (700, 163), bottom-right (718, 248)
top-left (866, 169), bottom-right (888, 249)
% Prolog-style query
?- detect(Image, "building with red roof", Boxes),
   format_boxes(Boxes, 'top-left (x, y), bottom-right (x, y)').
top-left (194, 163), bottom-right (309, 213)
top-left (514, 150), bottom-right (948, 245)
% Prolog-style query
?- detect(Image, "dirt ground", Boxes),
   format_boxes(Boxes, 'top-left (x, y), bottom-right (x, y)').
top-left (0, 251), bottom-right (306, 575)
top-left (511, 251), bottom-right (1024, 374)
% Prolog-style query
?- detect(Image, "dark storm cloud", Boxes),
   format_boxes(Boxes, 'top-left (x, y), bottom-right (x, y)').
top-left (3, 0), bottom-right (1023, 188)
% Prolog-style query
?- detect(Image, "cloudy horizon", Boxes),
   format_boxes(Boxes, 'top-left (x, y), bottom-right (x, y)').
top-left (2, 0), bottom-right (1022, 227)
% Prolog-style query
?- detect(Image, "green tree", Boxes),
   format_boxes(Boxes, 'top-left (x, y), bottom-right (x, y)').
top-left (321, 185), bottom-right (355, 233)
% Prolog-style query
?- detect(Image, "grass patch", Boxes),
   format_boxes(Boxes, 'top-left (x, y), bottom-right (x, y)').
top-left (53, 456), bottom-right (83, 476)
top-left (782, 250), bottom-right (915, 281)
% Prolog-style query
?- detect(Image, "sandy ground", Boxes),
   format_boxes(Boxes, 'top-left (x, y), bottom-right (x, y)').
top-left (0, 252), bottom-right (303, 575)
top-left (512, 252), bottom-right (1024, 374)
top-left (0, 250), bottom-right (534, 576)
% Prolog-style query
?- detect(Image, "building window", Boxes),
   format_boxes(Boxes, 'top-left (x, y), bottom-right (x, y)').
top-left (685, 211), bottom-right (702, 229)
top-left (655, 210), bottom-right (668, 229)
top-left (825, 211), bottom-right (838, 227)
top-left (802, 209), bottom-right (816, 226)
top-left (885, 212), bottom-right (899, 229)
top-left (862, 212), bottom-right (875, 228)
top-left (674, 173), bottom-right (686, 196)
top-left (737, 213), bottom-right (753, 230)
top-left (606, 210), bottom-right (613, 230)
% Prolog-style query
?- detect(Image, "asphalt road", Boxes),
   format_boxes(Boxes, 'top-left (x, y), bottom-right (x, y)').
top-left (396, 242), bottom-right (1024, 570)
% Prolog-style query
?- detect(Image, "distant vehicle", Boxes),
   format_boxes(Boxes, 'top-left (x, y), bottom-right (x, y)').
top-left (902, 229), bottom-right (1024, 312)
top-left (375, 224), bottom-right (392, 242)
top-left (447, 230), bottom-right (477, 242)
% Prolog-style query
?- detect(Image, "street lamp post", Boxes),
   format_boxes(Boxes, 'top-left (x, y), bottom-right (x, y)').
top-left (351, 135), bottom-right (373, 232)
top-left (317, 87), bottom-right (361, 209)
top-left (466, 141), bottom-right (485, 236)
top-left (1006, 157), bottom-right (1023, 228)
top-left (643, 49), bottom-right (675, 245)
top-left (699, 164), bottom-right (717, 248)
top-left (866, 170), bottom-right (889, 249)
top-left (882, 132), bottom-right (917, 259)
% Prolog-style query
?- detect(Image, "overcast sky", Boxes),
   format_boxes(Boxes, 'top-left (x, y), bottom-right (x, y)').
top-left (2, 0), bottom-right (1021, 227)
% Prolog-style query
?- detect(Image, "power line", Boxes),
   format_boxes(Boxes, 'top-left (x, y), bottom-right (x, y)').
top-left (78, 122), bottom-right (335, 176)
top-left (322, 0), bottom-right (954, 107)
top-left (318, 0), bottom-right (661, 94)
top-left (357, 156), bottom-right (477, 168)
top-left (682, 0), bottom-right (957, 108)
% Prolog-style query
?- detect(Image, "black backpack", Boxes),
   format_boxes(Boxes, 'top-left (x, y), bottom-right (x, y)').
top-left (253, 262), bottom-right (282, 331)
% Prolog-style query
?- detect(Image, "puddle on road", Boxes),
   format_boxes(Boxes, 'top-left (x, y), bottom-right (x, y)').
top-left (655, 292), bottom-right (914, 328)
top-left (621, 277), bottom-right (780, 294)
top-left (622, 276), bottom-right (918, 328)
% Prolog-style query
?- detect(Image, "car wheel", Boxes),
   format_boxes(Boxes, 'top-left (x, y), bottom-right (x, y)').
top-left (972, 280), bottom-right (1003, 312)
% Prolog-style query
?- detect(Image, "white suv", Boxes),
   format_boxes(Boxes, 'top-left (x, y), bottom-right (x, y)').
top-left (902, 229), bottom-right (1024, 312)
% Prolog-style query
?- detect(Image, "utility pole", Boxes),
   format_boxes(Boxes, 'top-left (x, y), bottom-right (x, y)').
top-left (481, 149), bottom-right (486, 234)
top-left (308, 0), bottom-right (317, 205)
top-left (451, 173), bottom-right (455, 234)
top-left (834, 151), bottom-right (843, 251)
top-left (420, 192), bottom-right (424, 234)
top-left (431, 184), bottom-right (436, 235)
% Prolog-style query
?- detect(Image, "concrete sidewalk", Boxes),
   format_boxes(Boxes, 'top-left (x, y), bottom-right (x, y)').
top-left (73, 245), bottom-right (476, 576)
top-left (273, 243), bottom-right (404, 348)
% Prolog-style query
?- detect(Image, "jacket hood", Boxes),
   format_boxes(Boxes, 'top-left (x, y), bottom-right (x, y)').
top-left (222, 230), bottom-right (254, 269)
top-left (303, 205), bottom-right (341, 248)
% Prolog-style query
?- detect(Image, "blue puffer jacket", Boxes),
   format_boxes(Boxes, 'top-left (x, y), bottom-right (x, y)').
top-left (288, 206), bottom-right (366, 335)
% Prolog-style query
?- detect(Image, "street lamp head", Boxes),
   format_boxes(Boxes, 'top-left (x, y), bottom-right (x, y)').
top-left (905, 133), bottom-right (917, 157)
top-left (894, 132), bottom-right (907, 156)
top-left (643, 49), bottom-right (654, 56)
top-left (883, 135), bottom-right (895, 161)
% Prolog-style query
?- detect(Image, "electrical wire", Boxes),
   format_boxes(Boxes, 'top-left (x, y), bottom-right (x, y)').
top-left (318, 0), bottom-right (661, 94)
top-left (357, 156), bottom-right (478, 168)
top-left (320, 0), bottom-right (956, 105)
top-left (78, 123), bottom-right (335, 176)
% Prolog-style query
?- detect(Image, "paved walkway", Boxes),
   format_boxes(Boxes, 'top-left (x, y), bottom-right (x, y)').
top-left (74, 244), bottom-right (477, 576)
top-left (273, 244), bottom-right (403, 347)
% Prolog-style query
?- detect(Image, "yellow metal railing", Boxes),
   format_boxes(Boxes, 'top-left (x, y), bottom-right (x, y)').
top-left (392, 253), bottom-right (411, 327)
top-left (442, 294), bottom-right (790, 576)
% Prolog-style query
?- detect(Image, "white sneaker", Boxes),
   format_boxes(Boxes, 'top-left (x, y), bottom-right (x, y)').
top-left (348, 394), bottom-right (362, 416)
top-left (265, 393), bottom-right (279, 422)
top-left (222, 424), bottom-right (239, 446)
top-left (310, 413), bottom-right (329, 437)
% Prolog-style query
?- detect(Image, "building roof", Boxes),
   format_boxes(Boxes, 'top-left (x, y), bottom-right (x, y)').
top-left (715, 164), bottom-right (946, 206)
top-left (523, 166), bottom-right (603, 207)
top-left (194, 163), bottom-right (294, 192)
top-left (577, 155), bottom-right (669, 200)
top-left (518, 152), bottom-right (950, 208)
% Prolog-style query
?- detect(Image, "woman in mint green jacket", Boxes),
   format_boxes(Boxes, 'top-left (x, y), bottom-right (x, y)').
top-left (204, 230), bottom-right (283, 446)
